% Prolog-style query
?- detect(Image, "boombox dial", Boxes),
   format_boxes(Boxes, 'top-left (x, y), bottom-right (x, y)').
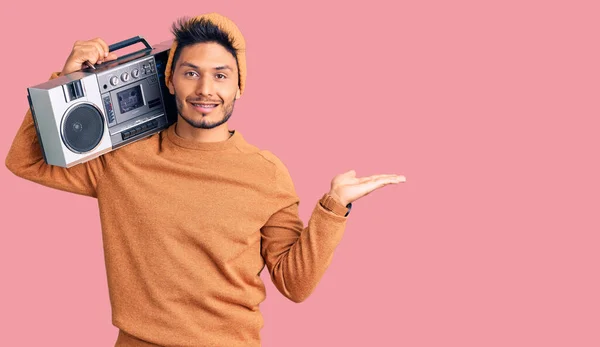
top-left (110, 76), bottom-right (119, 86)
top-left (132, 69), bottom-right (140, 78)
top-left (121, 72), bottom-right (130, 82)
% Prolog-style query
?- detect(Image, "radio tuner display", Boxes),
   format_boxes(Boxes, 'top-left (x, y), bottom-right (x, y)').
top-left (117, 85), bottom-right (144, 114)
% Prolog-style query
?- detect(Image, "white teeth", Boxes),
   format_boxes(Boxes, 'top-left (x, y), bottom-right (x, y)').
top-left (193, 103), bottom-right (217, 108)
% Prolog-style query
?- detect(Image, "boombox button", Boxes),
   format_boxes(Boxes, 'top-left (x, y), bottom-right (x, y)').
top-left (121, 72), bottom-right (130, 82)
top-left (132, 69), bottom-right (140, 78)
top-left (110, 76), bottom-right (119, 86)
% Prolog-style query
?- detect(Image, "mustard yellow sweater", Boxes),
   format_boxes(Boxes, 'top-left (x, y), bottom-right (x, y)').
top-left (6, 74), bottom-right (348, 347)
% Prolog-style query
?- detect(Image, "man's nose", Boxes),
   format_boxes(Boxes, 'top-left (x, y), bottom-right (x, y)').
top-left (195, 75), bottom-right (214, 96)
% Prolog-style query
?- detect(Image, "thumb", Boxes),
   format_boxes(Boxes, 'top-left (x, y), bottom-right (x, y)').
top-left (343, 169), bottom-right (356, 177)
top-left (106, 52), bottom-right (118, 61)
top-left (332, 169), bottom-right (355, 186)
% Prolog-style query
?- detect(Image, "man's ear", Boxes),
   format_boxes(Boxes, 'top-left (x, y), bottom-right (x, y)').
top-left (235, 87), bottom-right (241, 100)
top-left (167, 74), bottom-right (175, 95)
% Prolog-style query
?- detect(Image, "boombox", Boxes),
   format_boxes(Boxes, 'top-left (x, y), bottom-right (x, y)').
top-left (27, 36), bottom-right (177, 168)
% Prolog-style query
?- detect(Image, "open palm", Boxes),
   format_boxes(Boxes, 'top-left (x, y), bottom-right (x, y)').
top-left (328, 170), bottom-right (406, 206)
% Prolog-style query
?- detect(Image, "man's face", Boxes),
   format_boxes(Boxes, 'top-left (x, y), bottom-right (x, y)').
top-left (168, 42), bottom-right (240, 129)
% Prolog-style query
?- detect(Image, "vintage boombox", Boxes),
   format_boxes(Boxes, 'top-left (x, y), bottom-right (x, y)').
top-left (27, 36), bottom-right (177, 168)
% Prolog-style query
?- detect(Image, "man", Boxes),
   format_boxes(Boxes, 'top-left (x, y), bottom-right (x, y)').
top-left (6, 12), bottom-right (405, 347)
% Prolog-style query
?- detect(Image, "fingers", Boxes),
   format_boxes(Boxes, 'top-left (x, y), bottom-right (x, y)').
top-left (74, 40), bottom-right (104, 61)
top-left (361, 174), bottom-right (406, 192)
top-left (89, 40), bottom-right (109, 64)
top-left (91, 37), bottom-right (110, 57)
top-left (78, 45), bottom-right (104, 64)
top-left (373, 175), bottom-right (405, 187)
top-left (62, 38), bottom-right (116, 75)
top-left (357, 174), bottom-right (403, 183)
top-left (105, 52), bottom-right (118, 62)
top-left (90, 37), bottom-right (119, 64)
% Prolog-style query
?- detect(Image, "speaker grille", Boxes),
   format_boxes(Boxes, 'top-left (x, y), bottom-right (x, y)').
top-left (62, 104), bottom-right (104, 153)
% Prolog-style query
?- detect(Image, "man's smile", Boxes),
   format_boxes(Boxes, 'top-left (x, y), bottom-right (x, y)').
top-left (190, 101), bottom-right (220, 113)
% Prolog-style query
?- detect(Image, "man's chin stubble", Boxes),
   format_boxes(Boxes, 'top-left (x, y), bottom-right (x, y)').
top-left (179, 109), bottom-right (234, 130)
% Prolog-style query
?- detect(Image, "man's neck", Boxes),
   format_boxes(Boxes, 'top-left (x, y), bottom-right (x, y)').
top-left (174, 119), bottom-right (232, 143)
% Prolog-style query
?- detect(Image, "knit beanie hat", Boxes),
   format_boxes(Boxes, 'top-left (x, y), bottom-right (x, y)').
top-left (164, 12), bottom-right (247, 96)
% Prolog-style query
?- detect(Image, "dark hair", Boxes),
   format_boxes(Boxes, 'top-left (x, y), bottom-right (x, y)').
top-left (170, 17), bottom-right (240, 84)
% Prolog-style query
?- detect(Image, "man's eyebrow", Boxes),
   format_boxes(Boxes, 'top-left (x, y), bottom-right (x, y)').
top-left (180, 61), bottom-right (199, 69)
top-left (179, 62), bottom-right (233, 71)
top-left (214, 65), bottom-right (233, 71)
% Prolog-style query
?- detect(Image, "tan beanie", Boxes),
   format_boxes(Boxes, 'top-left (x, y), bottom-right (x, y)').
top-left (164, 13), bottom-right (247, 96)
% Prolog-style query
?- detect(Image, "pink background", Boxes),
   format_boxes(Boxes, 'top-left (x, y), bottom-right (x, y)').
top-left (1, 0), bottom-right (599, 346)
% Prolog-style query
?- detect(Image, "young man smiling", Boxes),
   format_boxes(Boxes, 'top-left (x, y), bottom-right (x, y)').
top-left (6, 12), bottom-right (405, 347)
top-left (166, 17), bottom-right (241, 142)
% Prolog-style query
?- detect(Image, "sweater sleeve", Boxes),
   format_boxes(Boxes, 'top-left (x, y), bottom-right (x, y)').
top-left (5, 72), bottom-right (108, 198)
top-left (260, 160), bottom-right (348, 303)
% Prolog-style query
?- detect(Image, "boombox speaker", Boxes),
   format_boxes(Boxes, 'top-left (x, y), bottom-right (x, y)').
top-left (27, 36), bottom-right (177, 168)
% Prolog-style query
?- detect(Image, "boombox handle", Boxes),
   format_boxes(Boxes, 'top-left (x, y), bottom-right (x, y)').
top-left (109, 36), bottom-right (152, 53)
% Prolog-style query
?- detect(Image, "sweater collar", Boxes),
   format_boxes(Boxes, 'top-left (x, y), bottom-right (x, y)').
top-left (166, 123), bottom-right (242, 151)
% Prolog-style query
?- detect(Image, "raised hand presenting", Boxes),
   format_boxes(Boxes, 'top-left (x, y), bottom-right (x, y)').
top-left (327, 170), bottom-right (406, 206)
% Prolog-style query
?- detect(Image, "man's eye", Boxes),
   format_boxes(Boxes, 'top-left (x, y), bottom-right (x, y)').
top-left (216, 73), bottom-right (227, 79)
top-left (185, 71), bottom-right (198, 77)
